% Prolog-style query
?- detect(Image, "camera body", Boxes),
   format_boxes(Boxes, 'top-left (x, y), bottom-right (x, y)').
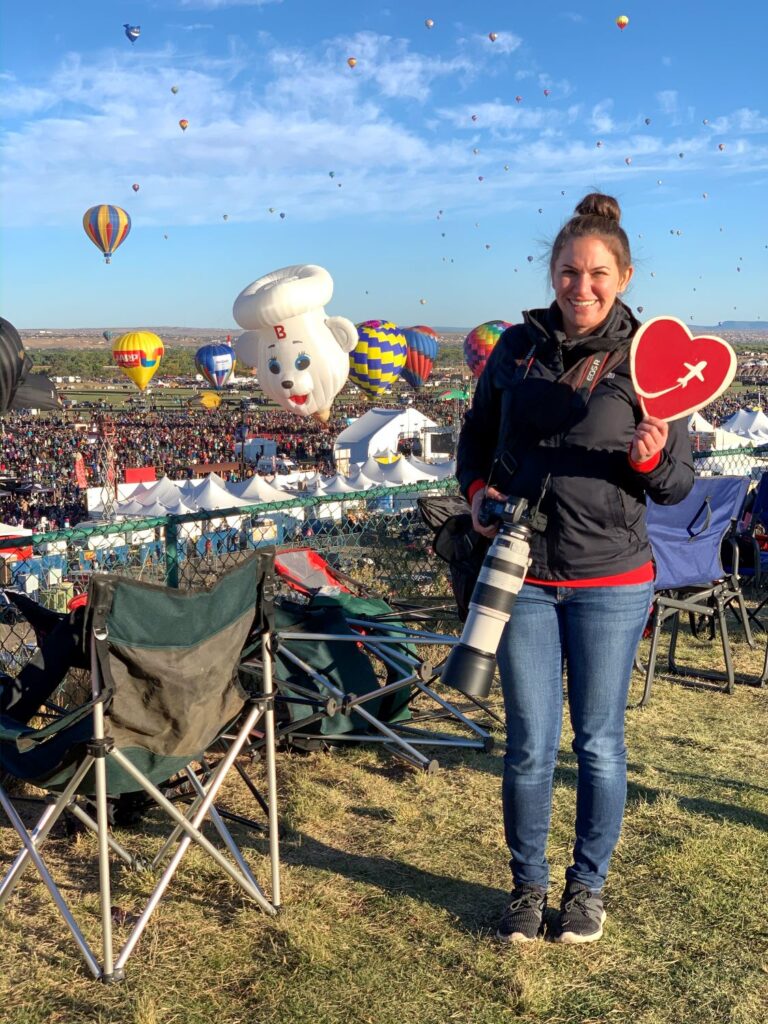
top-left (441, 487), bottom-right (548, 698)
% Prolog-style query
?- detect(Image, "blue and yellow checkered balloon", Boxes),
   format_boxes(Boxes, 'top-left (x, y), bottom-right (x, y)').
top-left (350, 321), bottom-right (407, 397)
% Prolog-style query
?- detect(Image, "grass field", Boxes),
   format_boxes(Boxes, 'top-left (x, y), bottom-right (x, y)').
top-left (1, 621), bottom-right (767, 1024)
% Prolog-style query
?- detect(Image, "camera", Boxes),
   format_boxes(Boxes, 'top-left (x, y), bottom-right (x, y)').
top-left (441, 489), bottom-right (547, 699)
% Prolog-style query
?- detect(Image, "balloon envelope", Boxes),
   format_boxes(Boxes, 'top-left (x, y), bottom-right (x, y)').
top-left (82, 205), bottom-right (131, 263)
top-left (350, 322), bottom-right (407, 397)
top-left (401, 327), bottom-right (440, 390)
top-left (464, 320), bottom-right (512, 378)
top-left (195, 343), bottom-right (236, 389)
top-left (113, 332), bottom-right (164, 390)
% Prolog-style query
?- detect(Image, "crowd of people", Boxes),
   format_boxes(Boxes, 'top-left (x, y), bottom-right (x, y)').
top-left (0, 386), bottom-right (461, 529)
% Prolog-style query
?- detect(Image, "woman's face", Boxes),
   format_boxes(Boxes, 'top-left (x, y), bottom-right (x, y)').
top-left (552, 236), bottom-right (633, 337)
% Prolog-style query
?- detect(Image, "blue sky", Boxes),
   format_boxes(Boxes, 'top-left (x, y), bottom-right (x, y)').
top-left (1, 0), bottom-right (766, 330)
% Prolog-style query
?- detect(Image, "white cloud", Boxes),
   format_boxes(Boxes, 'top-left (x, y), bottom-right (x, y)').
top-left (178, 0), bottom-right (281, 9)
top-left (656, 90), bottom-right (679, 116)
top-left (482, 32), bottom-right (523, 55)
top-left (590, 100), bottom-right (614, 134)
top-left (0, 74), bottom-right (57, 116)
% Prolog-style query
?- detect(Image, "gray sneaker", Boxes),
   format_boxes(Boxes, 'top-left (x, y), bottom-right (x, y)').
top-left (496, 885), bottom-right (547, 943)
top-left (554, 882), bottom-right (606, 944)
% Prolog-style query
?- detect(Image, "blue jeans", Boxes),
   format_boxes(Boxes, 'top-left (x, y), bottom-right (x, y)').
top-left (497, 580), bottom-right (653, 892)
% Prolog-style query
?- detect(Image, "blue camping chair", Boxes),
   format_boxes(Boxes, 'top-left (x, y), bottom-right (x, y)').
top-left (637, 475), bottom-right (756, 707)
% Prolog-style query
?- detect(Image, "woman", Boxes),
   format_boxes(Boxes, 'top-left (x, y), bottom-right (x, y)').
top-left (456, 193), bottom-right (694, 944)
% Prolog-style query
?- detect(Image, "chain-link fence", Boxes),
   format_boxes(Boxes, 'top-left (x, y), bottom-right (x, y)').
top-left (2, 445), bottom-right (768, 680)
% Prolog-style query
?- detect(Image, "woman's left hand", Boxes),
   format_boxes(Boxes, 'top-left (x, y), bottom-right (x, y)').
top-left (630, 414), bottom-right (668, 464)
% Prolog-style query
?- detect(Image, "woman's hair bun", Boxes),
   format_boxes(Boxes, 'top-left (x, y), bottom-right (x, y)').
top-left (574, 192), bottom-right (621, 223)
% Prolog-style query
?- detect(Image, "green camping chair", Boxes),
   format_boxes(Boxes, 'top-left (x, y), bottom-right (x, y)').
top-left (0, 551), bottom-right (280, 982)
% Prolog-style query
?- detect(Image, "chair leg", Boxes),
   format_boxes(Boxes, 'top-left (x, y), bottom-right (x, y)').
top-left (715, 597), bottom-right (736, 694)
top-left (639, 611), bottom-right (665, 708)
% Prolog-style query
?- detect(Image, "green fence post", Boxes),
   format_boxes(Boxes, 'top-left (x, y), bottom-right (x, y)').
top-left (166, 518), bottom-right (180, 588)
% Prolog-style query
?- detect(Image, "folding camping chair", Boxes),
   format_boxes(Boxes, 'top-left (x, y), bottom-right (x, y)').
top-left (245, 548), bottom-right (494, 772)
top-left (635, 475), bottom-right (756, 707)
top-left (0, 552), bottom-right (280, 982)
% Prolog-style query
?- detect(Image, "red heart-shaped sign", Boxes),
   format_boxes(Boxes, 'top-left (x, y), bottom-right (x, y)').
top-left (630, 316), bottom-right (736, 422)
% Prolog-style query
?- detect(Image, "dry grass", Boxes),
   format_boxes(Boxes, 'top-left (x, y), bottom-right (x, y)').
top-left (1, 616), bottom-right (767, 1024)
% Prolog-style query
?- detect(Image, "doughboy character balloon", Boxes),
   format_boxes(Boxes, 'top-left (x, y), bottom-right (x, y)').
top-left (233, 264), bottom-right (357, 422)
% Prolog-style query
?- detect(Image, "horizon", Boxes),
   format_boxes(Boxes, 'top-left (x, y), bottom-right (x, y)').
top-left (1, 1), bottom-right (766, 330)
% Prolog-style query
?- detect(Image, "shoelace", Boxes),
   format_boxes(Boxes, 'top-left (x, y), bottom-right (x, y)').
top-left (507, 890), bottom-right (544, 912)
top-left (562, 889), bottom-right (599, 914)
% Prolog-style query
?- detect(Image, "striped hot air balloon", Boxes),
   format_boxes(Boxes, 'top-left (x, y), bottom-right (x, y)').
top-left (401, 326), bottom-right (440, 390)
top-left (464, 320), bottom-right (512, 378)
top-left (195, 342), bottom-right (236, 389)
top-left (82, 204), bottom-right (131, 264)
top-left (350, 321), bottom-right (407, 397)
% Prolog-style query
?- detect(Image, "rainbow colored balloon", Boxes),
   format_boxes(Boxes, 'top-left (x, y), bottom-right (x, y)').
top-left (401, 326), bottom-right (440, 390)
top-left (350, 321), bottom-right (407, 397)
top-left (112, 331), bottom-right (164, 391)
top-left (82, 204), bottom-right (131, 264)
top-left (464, 320), bottom-right (512, 378)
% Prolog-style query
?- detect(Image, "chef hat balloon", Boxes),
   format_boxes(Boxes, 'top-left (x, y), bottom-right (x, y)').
top-left (233, 264), bottom-right (357, 421)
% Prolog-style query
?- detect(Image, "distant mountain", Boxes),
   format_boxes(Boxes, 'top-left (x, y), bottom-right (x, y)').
top-left (714, 321), bottom-right (765, 331)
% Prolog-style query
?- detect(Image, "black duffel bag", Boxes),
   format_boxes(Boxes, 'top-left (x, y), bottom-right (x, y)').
top-left (417, 495), bottom-right (490, 622)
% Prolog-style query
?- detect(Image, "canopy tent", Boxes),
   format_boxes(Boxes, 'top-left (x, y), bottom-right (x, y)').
top-left (688, 412), bottom-right (714, 432)
top-left (407, 456), bottom-right (457, 480)
top-left (230, 475), bottom-right (291, 504)
top-left (334, 408), bottom-right (438, 466)
top-left (721, 409), bottom-right (768, 444)
top-left (377, 456), bottom-right (435, 486)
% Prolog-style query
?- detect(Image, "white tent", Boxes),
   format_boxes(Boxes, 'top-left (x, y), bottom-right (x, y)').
top-left (688, 412), bottom-right (714, 432)
top-left (349, 455), bottom-right (387, 485)
top-left (194, 478), bottom-right (250, 511)
top-left (230, 475), bottom-right (291, 504)
top-left (334, 408), bottom-right (438, 466)
top-left (407, 456), bottom-right (457, 480)
top-left (377, 456), bottom-right (434, 486)
top-left (134, 476), bottom-right (182, 507)
top-left (721, 409), bottom-right (768, 444)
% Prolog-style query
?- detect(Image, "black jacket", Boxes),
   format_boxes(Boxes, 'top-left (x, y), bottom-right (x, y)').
top-left (456, 301), bottom-right (695, 581)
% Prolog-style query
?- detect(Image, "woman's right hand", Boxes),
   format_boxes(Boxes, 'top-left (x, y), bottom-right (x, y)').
top-left (471, 485), bottom-right (508, 538)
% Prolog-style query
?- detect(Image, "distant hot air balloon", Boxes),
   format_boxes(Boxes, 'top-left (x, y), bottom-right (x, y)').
top-left (223, 213), bottom-right (229, 220)
top-left (702, 192), bottom-right (708, 199)
top-left (279, 212), bottom-right (286, 219)
top-left (82, 205), bottom-right (131, 264)
top-left (113, 332), bottom-right (164, 391)
top-left (473, 147), bottom-right (480, 154)
top-left (347, 57), bottom-right (357, 68)
top-left (123, 24), bottom-right (140, 43)
top-left (544, 89), bottom-right (551, 97)
top-left (171, 85), bottom-right (179, 94)
top-left (195, 343), bottom-right (236, 389)
top-left (488, 31), bottom-right (498, 42)
top-left (350, 321), bottom-right (407, 397)
top-left (527, 255), bottom-right (534, 262)
top-left (678, 152), bottom-right (685, 159)
top-left (132, 183), bottom-right (140, 192)
top-left (596, 140), bottom-right (603, 147)
top-left (401, 327), bottom-right (439, 390)
top-left (504, 164), bottom-right (509, 171)
top-left (703, 118), bottom-right (709, 125)
top-left (644, 117), bottom-right (651, 125)
top-left (625, 157), bottom-right (632, 165)
top-left (515, 95), bottom-right (523, 103)
top-left (179, 119), bottom-right (189, 131)
top-left (718, 142), bottom-right (726, 151)
top-left (616, 15), bottom-right (629, 30)
top-left (102, 330), bottom-right (113, 343)
top-left (478, 176), bottom-right (484, 182)
top-left (329, 171), bottom-right (336, 178)
top-left (419, 298), bottom-right (427, 305)
top-left (657, 179), bottom-right (663, 185)
top-left (471, 113), bottom-right (478, 122)
top-left (464, 321), bottom-right (511, 378)
top-left (637, 306), bottom-right (644, 314)
top-left (425, 18), bottom-right (435, 29)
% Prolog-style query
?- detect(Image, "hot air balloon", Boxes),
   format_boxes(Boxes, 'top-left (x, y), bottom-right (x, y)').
top-left (123, 24), bottom-right (140, 43)
top-left (82, 205), bottom-right (131, 264)
top-left (425, 18), bottom-right (434, 29)
top-left (464, 321), bottom-right (511, 378)
top-left (195, 343), bottom-right (236, 389)
top-left (596, 140), bottom-right (604, 147)
top-left (637, 306), bottom-right (644, 314)
top-left (515, 95), bottom-right (523, 103)
top-left (718, 143), bottom-right (726, 151)
top-left (347, 57), bottom-right (357, 68)
top-left (478, 176), bottom-right (484, 182)
top-left (112, 332), bottom-right (164, 391)
top-left (703, 118), bottom-right (709, 125)
top-left (349, 321), bottom-right (407, 397)
top-left (279, 212), bottom-right (286, 219)
top-left (179, 119), bottom-right (189, 131)
top-left (102, 330), bottom-right (113, 343)
top-left (527, 255), bottom-right (534, 262)
top-left (472, 147), bottom-right (480, 155)
top-left (615, 15), bottom-right (629, 30)
top-left (625, 157), bottom-right (632, 165)
top-left (504, 164), bottom-right (509, 170)
top-left (419, 298), bottom-right (427, 305)
top-left (471, 113), bottom-right (478, 122)
top-left (132, 183), bottom-right (140, 192)
top-left (678, 152), bottom-right (685, 159)
top-left (171, 85), bottom-right (179, 94)
top-left (644, 117), bottom-right (651, 125)
top-left (401, 327), bottom-right (439, 390)
top-left (223, 213), bottom-right (229, 220)
top-left (544, 89), bottom-right (551, 97)
top-left (488, 32), bottom-right (498, 42)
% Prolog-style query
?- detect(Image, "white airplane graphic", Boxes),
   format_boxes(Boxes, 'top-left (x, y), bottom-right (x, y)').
top-left (640, 359), bottom-right (708, 398)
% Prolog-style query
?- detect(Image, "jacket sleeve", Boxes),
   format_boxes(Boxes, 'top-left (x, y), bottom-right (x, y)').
top-left (631, 417), bottom-right (695, 505)
top-left (456, 328), bottom-right (527, 498)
